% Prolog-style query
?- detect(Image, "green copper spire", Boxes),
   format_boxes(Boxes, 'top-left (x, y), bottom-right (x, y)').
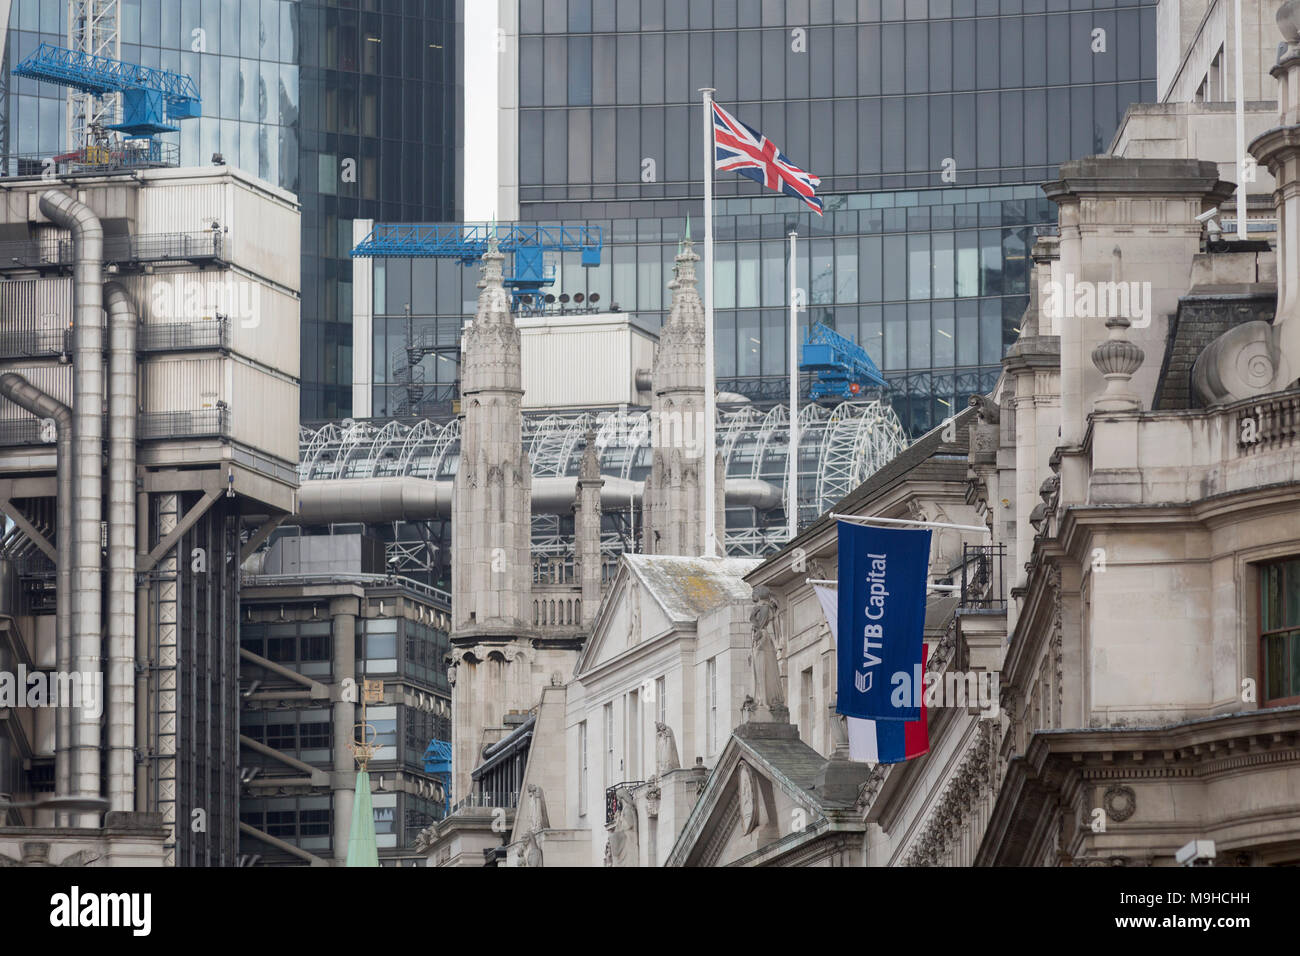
top-left (345, 769), bottom-right (379, 867)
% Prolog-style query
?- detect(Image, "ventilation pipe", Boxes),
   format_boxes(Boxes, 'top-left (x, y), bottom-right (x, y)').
top-left (39, 190), bottom-right (104, 815)
top-left (104, 281), bottom-right (137, 812)
top-left (0, 374), bottom-right (73, 802)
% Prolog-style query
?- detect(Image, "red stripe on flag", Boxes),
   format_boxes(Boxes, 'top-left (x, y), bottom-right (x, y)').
top-left (904, 643), bottom-right (931, 760)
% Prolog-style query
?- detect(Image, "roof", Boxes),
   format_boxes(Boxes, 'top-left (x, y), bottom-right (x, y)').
top-left (733, 724), bottom-right (852, 810)
top-left (1153, 289), bottom-right (1276, 410)
top-left (925, 593), bottom-right (959, 631)
top-left (624, 554), bottom-right (762, 624)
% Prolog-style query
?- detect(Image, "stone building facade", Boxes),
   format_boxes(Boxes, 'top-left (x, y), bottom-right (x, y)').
top-left (665, 1), bottom-right (1300, 870)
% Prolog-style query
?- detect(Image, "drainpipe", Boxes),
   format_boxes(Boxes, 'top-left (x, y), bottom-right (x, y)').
top-left (0, 374), bottom-right (72, 805)
top-left (104, 281), bottom-right (137, 812)
top-left (39, 189), bottom-right (104, 817)
top-left (135, 488), bottom-right (149, 806)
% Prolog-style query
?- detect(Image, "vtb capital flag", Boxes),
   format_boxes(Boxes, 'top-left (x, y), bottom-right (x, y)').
top-left (815, 585), bottom-right (929, 765)
top-left (836, 521), bottom-right (931, 722)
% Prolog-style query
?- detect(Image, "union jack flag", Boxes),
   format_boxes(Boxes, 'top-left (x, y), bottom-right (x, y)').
top-left (712, 101), bottom-right (823, 215)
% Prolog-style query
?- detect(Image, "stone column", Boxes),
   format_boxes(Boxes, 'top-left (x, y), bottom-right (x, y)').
top-left (1042, 158), bottom-right (1234, 446)
top-left (574, 430), bottom-right (604, 627)
top-left (331, 596), bottom-right (358, 863)
top-left (1249, 3), bottom-right (1300, 382)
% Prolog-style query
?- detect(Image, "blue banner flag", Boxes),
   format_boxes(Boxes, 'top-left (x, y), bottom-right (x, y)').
top-left (836, 521), bottom-right (932, 722)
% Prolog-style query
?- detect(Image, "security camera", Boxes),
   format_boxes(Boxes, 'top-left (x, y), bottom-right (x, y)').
top-left (1176, 839), bottom-right (1216, 866)
top-left (1195, 208), bottom-right (1219, 225)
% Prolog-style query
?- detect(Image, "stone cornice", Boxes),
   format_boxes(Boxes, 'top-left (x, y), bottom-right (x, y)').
top-left (1043, 157), bottom-right (1235, 204)
top-left (1002, 335), bottom-right (1060, 374)
top-left (1248, 124), bottom-right (1300, 171)
top-left (977, 708), bottom-right (1300, 865)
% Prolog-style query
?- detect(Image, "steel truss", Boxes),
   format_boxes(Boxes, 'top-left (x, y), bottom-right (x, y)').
top-left (298, 400), bottom-right (909, 561)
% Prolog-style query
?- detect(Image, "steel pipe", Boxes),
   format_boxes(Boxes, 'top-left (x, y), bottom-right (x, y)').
top-left (294, 475), bottom-right (784, 525)
top-left (39, 189), bottom-right (105, 819)
top-left (104, 281), bottom-right (138, 812)
top-left (0, 373), bottom-right (72, 803)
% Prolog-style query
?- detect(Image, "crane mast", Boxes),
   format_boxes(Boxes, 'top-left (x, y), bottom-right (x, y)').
top-left (66, 0), bottom-right (121, 155)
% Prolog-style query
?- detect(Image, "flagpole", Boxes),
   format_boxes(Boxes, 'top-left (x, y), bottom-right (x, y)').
top-left (829, 511), bottom-right (992, 535)
top-left (1234, 0), bottom-right (1247, 240)
top-left (788, 229), bottom-right (799, 542)
top-left (701, 87), bottom-right (718, 558)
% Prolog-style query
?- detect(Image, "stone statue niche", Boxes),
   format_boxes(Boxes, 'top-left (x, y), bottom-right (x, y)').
top-left (745, 585), bottom-right (788, 723)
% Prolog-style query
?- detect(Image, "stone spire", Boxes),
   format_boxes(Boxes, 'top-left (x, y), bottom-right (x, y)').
top-left (449, 238), bottom-right (536, 800)
top-left (574, 428), bottom-right (604, 627)
top-left (453, 236), bottom-right (531, 633)
top-left (642, 233), bottom-right (724, 555)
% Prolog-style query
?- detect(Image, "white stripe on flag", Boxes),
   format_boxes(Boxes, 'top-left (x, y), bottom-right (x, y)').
top-left (813, 584), bottom-right (880, 766)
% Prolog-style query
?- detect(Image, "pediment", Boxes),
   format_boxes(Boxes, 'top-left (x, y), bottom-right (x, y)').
top-left (668, 724), bottom-right (851, 867)
top-left (575, 565), bottom-right (672, 676)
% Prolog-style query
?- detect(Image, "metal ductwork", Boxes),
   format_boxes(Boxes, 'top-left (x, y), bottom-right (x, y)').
top-left (293, 475), bottom-right (784, 524)
top-left (104, 281), bottom-right (137, 812)
top-left (39, 189), bottom-right (104, 813)
top-left (0, 374), bottom-right (73, 800)
top-left (295, 477), bottom-right (453, 524)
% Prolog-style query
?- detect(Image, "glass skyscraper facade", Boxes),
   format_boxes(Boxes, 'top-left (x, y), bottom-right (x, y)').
top-left (510, 0), bottom-right (1157, 436)
top-left (364, 0), bottom-right (1158, 435)
top-left (2, 0), bottom-right (460, 421)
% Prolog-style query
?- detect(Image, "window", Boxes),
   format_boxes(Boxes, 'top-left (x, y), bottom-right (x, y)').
top-left (299, 722), bottom-right (330, 750)
top-left (265, 722), bottom-right (296, 750)
top-left (800, 667), bottom-right (815, 746)
top-left (655, 676), bottom-right (666, 726)
top-left (603, 702), bottom-right (614, 787)
top-left (706, 657), bottom-right (718, 756)
top-left (627, 690), bottom-right (640, 779)
top-left (1261, 558), bottom-right (1300, 704)
top-left (578, 721), bottom-right (588, 816)
top-left (266, 810), bottom-right (296, 837)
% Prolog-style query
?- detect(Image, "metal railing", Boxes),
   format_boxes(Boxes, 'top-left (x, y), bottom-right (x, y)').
top-left (605, 781), bottom-right (644, 827)
top-left (0, 143), bottom-right (180, 178)
top-left (0, 320), bottom-right (228, 359)
top-left (0, 420), bottom-right (44, 446)
top-left (138, 318), bottom-right (230, 353)
top-left (959, 543), bottom-right (1006, 611)
top-left (138, 408), bottom-right (228, 440)
top-left (0, 230), bottom-right (225, 269)
top-left (448, 790), bottom-right (519, 815)
top-left (240, 572), bottom-right (451, 608)
top-left (0, 328), bottom-right (71, 359)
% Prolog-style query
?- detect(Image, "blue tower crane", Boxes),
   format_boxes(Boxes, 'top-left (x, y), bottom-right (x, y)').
top-left (12, 42), bottom-right (200, 156)
top-left (800, 319), bottom-right (888, 401)
top-left (350, 223), bottom-right (604, 315)
top-left (422, 738), bottom-right (452, 818)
